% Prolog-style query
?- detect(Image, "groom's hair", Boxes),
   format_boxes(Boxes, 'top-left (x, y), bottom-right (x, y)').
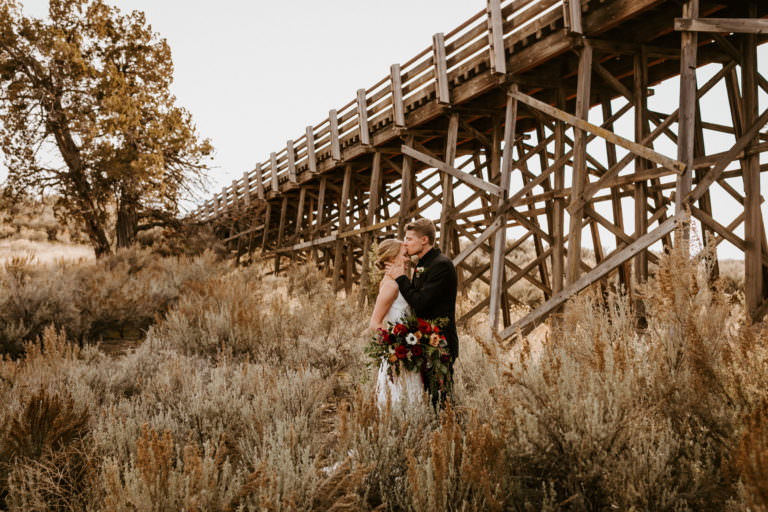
top-left (405, 218), bottom-right (436, 245)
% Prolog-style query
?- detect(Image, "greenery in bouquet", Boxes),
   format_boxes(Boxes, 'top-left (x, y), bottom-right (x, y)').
top-left (365, 314), bottom-right (452, 394)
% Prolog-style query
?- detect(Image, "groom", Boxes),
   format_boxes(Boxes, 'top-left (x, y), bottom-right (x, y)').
top-left (386, 218), bottom-right (458, 403)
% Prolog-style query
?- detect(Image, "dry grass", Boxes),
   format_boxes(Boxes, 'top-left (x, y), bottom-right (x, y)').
top-left (0, 246), bottom-right (765, 510)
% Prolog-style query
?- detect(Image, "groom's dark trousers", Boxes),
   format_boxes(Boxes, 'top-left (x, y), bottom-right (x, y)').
top-left (395, 247), bottom-right (459, 404)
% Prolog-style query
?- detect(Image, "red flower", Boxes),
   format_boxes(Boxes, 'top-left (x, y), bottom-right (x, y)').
top-left (417, 318), bottom-right (432, 334)
top-left (381, 333), bottom-right (392, 344)
top-left (393, 324), bottom-right (408, 337)
top-left (411, 345), bottom-right (423, 357)
top-left (433, 326), bottom-right (440, 333)
top-left (395, 345), bottom-right (408, 359)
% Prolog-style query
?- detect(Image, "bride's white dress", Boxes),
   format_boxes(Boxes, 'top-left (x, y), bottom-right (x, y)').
top-left (375, 290), bottom-right (423, 408)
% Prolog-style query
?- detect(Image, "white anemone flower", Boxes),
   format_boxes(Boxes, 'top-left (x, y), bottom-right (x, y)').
top-left (406, 333), bottom-right (418, 345)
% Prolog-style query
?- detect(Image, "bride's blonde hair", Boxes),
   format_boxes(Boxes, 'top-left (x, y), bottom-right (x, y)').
top-left (375, 239), bottom-right (402, 270)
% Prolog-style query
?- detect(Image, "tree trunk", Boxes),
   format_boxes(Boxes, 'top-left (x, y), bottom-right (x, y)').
top-left (116, 195), bottom-right (139, 248)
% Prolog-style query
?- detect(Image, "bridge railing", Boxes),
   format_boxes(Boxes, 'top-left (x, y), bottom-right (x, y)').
top-left (192, 0), bottom-right (568, 223)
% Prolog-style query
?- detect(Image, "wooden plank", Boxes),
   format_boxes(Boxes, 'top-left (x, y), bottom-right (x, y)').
top-left (401, 145), bottom-right (503, 196)
top-left (329, 109), bottom-right (341, 162)
top-left (286, 139), bottom-right (297, 183)
top-left (356, 89), bottom-right (371, 146)
top-left (487, 0), bottom-right (507, 74)
top-left (489, 86), bottom-right (518, 332)
top-left (432, 32), bottom-right (450, 105)
top-left (674, 18), bottom-right (768, 35)
top-left (501, 217), bottom-right (678, 339)
top-left (566, 43), bottom-right (593, 285)
top-left (552, 88), bottom-right (566, 297)
top-left (564, 0), bottom-right (583, 34)
top-left (390, 64), bottom-right (406, 128)
top-left (332, 166), bottom-right (352, 290)
top-left (274, 195), bottom-right (288, 274)
top-left (260, 202), bottom-right (272, 255)
top-left (305, 126), bottom-right (317, 174)
top-left (509, 89), bottom-right (686, 175)
top-left (270, 152), bottom-right (280, 193)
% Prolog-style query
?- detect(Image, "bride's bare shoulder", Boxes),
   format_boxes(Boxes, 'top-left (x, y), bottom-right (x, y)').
top-left (379, 275), bottom-right (398, 291)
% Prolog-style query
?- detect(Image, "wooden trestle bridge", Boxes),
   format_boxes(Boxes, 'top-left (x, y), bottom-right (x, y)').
top-left (191, 0), bottom-right (768, 339)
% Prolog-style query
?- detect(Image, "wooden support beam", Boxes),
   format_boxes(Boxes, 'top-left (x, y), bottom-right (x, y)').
top-left (398, 135), bottom-right (415, 238)
top-left (440, 113), bottom-right (459, 254)
top-left (551, 88), bottom-right (567, 301)
top-left (510, 89), bottom-right (686, 175)
top-left (329, 109), bottom-right (342, 162)
top-left (741, 14), bottom-right (766, 322)
top-left (359, 152), bottom-right (382, 306)
top-left (563, 0), bottom-right (583, 34)
top-left (489, 86), bottom-right (517, 332)
top-left (502, 217), bottom-right (678, 339)
top-left (675, 0), bottom-right (699, 248)
top-left (295, 187), bottom-right (306, 236)
top-left (401, 145), bottom-right (503, 196)
top-left (674, 17), bottom-right (768, 34)
top-left (634, 48), bottom-right (650, 283)
top-left (390, 64), bottom-right (406, 128)
top-left (274, 196), bottom-right (288, 274)
top-left (566, 43), bottom-right (593, 285)
top-left (357, 89), bottom-right (371, 146)
top-left (487, 0), bottom-right (506, 74)
top-left (432, 32), bottom-right (450, 105)
top-left (332, 165), bottom-right (352, 290)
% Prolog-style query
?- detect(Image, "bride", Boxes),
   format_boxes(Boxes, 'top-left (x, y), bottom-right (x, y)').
top-left (369, 239), bottom-right (423, 408)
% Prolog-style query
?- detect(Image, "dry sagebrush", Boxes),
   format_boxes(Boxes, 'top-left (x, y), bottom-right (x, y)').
top-left (0, 251), bottom-right (766, 510)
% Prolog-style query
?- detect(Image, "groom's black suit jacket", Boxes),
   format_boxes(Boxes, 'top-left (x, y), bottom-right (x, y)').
top-left (395, 247), bottom-right (459, 360)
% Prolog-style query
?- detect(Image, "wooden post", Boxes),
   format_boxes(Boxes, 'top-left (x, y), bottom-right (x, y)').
top-left (439, 113), bottom-right (460, 254)
top-left (286, 139), bottom-right (297, 184)
top-left (255, 162), bottom-right (265, 200)
top-left (489, 86), bottom-right (517, 332)
top-left (398, 135), bottom-right (415, 237)
top-left (274, 195), bottom-right (288, 274)
top-left (357, 89), bottom-right (371, 146)
top-left (487, 0), bottom-right (506, 75)
top-left (390, 64), bottom-right (406, 128)
top-left (305, 126), bottom-right (317, 174)
top-left (270, 152), bottom-right (280, 194)
top-left (315, 176), bottom-right (327, 270)
top-left (295, 187), bottom-right (306, 236)
top-left (432, 33), bottom-right (450, 105)
top-left (741, 6), bottom-right (765, 322)
top-left (332, 166), bottom-right (352, 290)
top-left (243, 171), bottom-right (251, 208)
top-left (329, 109), bottom-right (342, 162)
top-left (552, 88), bottom-right (566, 298)
top-left (566, 42), bottom-right (593, 284)
top-left (634, 50), bottom-right (649, 283)
top-left (675, 0), bottom-right (699, 250)
top-left (261, 202), bottom-right (272, 255)
top-left (360, 152), bottom-right (382, 306)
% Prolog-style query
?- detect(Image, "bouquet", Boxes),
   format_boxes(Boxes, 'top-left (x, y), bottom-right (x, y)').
top-left (365, 314), bottom-right (452, 393)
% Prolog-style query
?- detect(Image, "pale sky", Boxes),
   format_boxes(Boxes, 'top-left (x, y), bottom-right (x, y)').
top-left (5, 1), bottom-right (768, 260)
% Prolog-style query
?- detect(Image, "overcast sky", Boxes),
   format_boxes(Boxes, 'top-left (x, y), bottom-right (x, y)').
top-left (6, 1), bottom-right (768, 259)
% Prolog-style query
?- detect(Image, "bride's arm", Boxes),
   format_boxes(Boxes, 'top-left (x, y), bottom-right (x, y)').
top-left (369, 278), bottom-right (399, 331)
